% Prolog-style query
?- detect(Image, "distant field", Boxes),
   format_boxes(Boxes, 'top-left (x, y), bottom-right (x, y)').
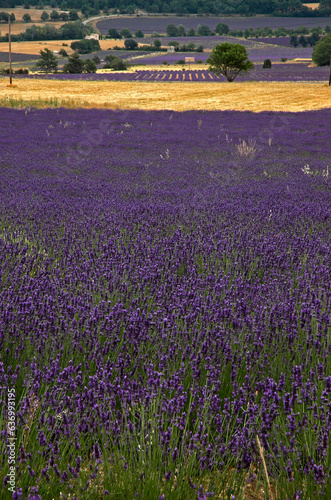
top-left (0, 8), bottom-right (69, 35)
top-left (0, 51), bottom-right (36, 62)
top-left (1, 79), bottom-right (330, 111)
top-left (302, 2), bottom-right (320, 8)
top-left (97, 15), bottom-right (331, 35)
top-left (0, 39), bottom-right (144, 55)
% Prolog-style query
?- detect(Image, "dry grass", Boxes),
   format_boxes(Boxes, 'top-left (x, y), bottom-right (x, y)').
top-left (0, 38), bottom-right (145, 55)
top-left (0, 78), bottom-right (330, 112)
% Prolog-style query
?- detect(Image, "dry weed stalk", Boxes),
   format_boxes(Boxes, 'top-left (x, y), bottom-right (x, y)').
top-left (256, 434), bottom-right (273, 500)
top-left (235, 139), bottom-right (260, 160)
top-left (22, 392), bottom-right (39, 449)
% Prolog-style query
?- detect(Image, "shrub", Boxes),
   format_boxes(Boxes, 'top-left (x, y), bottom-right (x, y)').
top-left (262, 59), bottom-right (272, 68)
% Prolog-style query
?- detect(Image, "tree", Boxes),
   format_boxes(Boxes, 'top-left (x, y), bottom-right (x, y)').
top-left (59, 12), bottom-right (69, 21)
top-left (59, 48), bottom-right (68, 56)
top-left (207, 43), bottom-right (254, 82)
top-left (63, 51), bottom-right (84, 73)
top-left (92, 54), bottom-right (100, 64)
top-left (299, 35), bottom-right (308, 47)
top-left (108, 28), bottom-right (121, 39)
top-left (36, 48), bottom-right (58, 72)
top-left (69, 10), bottom-right (79, 21)
top-left (187, 28), bottom-right (195, 36)
top-left (103, 55), bottom-right (128, 70)
top-left (10, 13), bottom-right (15, 22)
top-left (124, 39), bottom-right (138, 50)
top-left (0, 12), bottom-right (10, 22)
top-left (290, 35), bottom-right (298, 47)
top-left (215, 23), bottom-right (229, 35)
top-left (177, 24), bottom-right (186, 36)
top-left (307, 32), bottom-right (320, 46)
top-left (120, 28), bottom-right (132, 38)
top-left (135, 30), bottom-right (144, 38)
top-left (153, 39), bottom-right (161, 48)
top-left (41, 11), bottom-right (49, 21)
top-left (312, 33), bottom-right (331, 66)
top-left (166, 24), bottom-right (179, 37)
top-left (71, 39), bottom-right (100, 54)
top-left (83, 58), bottom-right (97, 72)
top-left (50, 10), bottom-right (60, 20)
top-left (22, 13), bottom-right (32, 22)
top-left (197, 24), bottom-right (212, 36)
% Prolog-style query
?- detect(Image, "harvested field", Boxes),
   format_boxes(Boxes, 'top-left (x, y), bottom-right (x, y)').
top-left (0, 20), bottom-right (64, 36)
top-left (0, 38), bottom-right (143, 55)
top-left (1, 78), bottom-right (330, 111)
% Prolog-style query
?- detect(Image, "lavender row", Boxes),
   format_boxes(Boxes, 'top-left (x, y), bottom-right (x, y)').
top-left (16, 64), bottom-right (329, 82)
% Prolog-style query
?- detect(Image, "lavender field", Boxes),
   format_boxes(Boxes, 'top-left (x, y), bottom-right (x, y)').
top-left (1, 107), bottom-right (331, 499)
top-left (97, 15), bottom-right (331, 35)
top-left (20, 64), bottom-right (330, 82)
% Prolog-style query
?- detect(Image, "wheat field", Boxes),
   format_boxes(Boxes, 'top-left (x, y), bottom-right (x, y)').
top-left (1, 78), bottom-right (331, 111)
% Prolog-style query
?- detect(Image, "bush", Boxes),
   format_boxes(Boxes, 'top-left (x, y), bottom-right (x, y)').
top-left (176, 59), bottom-right (185, 64)
top-left (262, 58), bottom-right (272, 68)
top-left (59, 48), bottom-right (68, 57)
top-left (135, 30), bottom-right (144, 38)
top-left (281, 57), bottom-right (288, 62)
top-left (196, 46), bottom-right (204, 53)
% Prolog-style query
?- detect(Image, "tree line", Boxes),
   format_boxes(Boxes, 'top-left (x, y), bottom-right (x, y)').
top-left (0, 19), bottom-right (92, 42)
top-left (0, 0), bottom-right (330, 17)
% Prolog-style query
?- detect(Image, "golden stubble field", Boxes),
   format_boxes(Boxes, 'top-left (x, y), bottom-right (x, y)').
top-left (1, 79), bottom-right (330, 111)
top-left (0, 39), bottom-right (144, 55)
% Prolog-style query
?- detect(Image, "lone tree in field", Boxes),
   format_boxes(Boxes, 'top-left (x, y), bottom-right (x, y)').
top-left (36, 48), bottom-right (58, 73)
top-left (207, 43), bottom-right (254, 82)
top-left (312, 33), bottom-right (331, 66)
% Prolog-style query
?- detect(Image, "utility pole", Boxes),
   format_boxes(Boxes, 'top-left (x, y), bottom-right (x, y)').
top-left (9, 17), bottom-right (12, 85)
